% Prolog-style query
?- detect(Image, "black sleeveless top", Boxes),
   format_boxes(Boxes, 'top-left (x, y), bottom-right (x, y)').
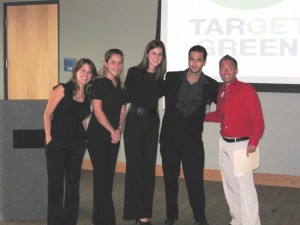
top-left (51, 82), bottom-right (91, 142)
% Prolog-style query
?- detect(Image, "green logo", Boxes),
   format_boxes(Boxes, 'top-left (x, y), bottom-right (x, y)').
top-left (210, 0), bottom-right (285, 10)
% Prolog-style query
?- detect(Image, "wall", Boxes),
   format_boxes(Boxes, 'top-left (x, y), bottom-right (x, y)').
top-left (1, 0), bottom-right (299, 177)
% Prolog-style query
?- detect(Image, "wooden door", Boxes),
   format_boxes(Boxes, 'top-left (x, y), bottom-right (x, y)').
top-left (5, 3), bottom-right (58, 99)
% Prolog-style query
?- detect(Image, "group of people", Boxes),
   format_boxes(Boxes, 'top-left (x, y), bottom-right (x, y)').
top-left (43, 40), bottom-right (265, 225)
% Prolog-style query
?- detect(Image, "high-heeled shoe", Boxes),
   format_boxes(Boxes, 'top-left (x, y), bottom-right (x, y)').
top-left (135, 219), bottom-right (152, 225)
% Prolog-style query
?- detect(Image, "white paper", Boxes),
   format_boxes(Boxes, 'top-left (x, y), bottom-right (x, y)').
top-left (234, 146), bottom-right (260, 176)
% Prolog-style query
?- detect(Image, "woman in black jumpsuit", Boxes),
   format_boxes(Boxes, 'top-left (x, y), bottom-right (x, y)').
top-left (44, 58), bottom-right (97, 225)
top-left (87, 49), bottom-right (126, 225)
top-left (123, 40), bottom-right (167, 225)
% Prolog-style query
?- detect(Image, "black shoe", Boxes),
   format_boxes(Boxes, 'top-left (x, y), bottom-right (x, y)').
top-left (164, 218), bottom-right (176, 225)
top-left (196, 221), bottom-right (209, 225)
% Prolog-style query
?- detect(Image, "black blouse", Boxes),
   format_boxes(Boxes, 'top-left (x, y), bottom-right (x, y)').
top-left (125, 67), bottom-right (163, 110)
top-left (87, 77), bottom-right (126, 141)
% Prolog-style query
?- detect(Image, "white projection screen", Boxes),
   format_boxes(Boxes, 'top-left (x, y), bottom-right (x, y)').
top-left (160, 0), bottom-right (300, 92)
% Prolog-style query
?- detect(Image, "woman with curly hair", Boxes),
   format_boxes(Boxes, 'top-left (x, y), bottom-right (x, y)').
top-left (44, 58), bottom-right (97, 225)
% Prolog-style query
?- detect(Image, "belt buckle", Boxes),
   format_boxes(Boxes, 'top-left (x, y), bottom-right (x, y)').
top-left (137, 108), bottom-right (144, 116)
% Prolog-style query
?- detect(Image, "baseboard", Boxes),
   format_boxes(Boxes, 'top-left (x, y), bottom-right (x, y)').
top-left (81, 159), bottom-right (300, 188)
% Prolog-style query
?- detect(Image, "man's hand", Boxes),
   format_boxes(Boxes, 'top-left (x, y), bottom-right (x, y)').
top-left (246, 144), bottom-right (257, 157)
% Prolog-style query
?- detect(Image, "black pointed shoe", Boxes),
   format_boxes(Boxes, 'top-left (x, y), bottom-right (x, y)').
top-left (164, 218), bottom-right (176, 225)
top-left (196, 221), bottom-right (209, 225)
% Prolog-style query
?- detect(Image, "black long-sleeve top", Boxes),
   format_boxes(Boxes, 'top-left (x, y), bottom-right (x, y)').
top-left (125, 67), bottom-right (163, 110)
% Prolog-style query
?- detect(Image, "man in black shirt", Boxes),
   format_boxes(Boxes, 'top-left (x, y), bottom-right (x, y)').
top-left (160, 45), bottom-right (218, 225)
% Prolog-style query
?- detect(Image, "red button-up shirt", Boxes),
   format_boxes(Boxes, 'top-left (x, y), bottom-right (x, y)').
top-left (205, 79), bottom-right (264, 146)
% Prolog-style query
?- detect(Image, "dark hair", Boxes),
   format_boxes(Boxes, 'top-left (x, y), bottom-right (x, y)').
top-left (137, 40), bottom-right (167, 80)
top-left (98, 48), bottom-right (125, 89)
top-left (69, 58), bottom-right (97, 95)
top-left (219, 54), bottom-right (238, 69)
top-left (188, 45), bottom-right (208, 61)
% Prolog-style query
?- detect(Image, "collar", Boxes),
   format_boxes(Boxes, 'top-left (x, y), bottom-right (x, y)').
top-left (221, 78), bottom-right (239, 91)
top-left (182, 69), bottom-right (208, 84)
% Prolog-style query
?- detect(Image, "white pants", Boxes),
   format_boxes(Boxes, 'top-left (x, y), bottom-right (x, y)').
top-left (219, 137), bottom-right (261, 225)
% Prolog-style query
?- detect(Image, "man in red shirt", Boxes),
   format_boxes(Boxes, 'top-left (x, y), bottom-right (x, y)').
top-left (205, 55), bottom-right (264, 225)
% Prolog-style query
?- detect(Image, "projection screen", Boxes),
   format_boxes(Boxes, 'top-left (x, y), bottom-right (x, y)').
top-left (161, 0), bottom-right (300, 92)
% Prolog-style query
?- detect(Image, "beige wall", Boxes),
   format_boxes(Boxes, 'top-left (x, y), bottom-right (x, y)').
top-left (1, 0), bottom-right (299, 177)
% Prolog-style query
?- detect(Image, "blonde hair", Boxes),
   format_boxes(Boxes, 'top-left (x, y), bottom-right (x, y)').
top-left (98, 49), bottom-right (125, 89)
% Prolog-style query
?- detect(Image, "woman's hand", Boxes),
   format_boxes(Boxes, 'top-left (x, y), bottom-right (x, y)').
top-left (45, 135), bottom-right (52, 145)
top-left (111, 129), bottom-right (121, 144)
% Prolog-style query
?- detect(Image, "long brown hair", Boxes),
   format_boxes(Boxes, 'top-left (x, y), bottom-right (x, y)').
top-left (69, 58), bottom-right (97, 95)
top-left (137, 40), bottom-right (167, 80)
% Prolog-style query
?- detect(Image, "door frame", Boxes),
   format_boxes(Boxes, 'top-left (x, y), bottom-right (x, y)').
top-left (3, 0), bottom-right (60, 99)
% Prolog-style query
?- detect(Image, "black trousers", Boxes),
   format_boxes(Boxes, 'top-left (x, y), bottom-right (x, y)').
top-left (123, 112), bottom-right (160, 220)
top-left (45, 139), bottom-right (86, 225)
top-left (88, 138), bottom-right (119, 225)
top-left (160, 139), bottom-right (207, 223)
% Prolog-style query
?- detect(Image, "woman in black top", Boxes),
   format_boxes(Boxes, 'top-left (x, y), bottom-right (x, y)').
top-left (123, 40), bottom-right (167, 225)
top-left (44, 58), bottom-right (97, 225)
top-left (87, 49), bottom-right (126, 225)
